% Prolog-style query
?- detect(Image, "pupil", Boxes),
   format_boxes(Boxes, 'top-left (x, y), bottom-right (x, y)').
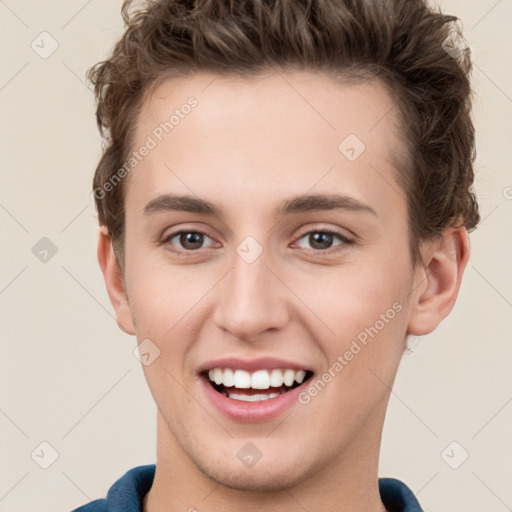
top-left (310, 232), bottom-right (332, 250)
top-left (181, 232), bottom-right (203, 249)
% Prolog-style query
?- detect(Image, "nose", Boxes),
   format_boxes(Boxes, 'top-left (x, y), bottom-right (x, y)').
top-left (212, 246), bottom-right (290, 341)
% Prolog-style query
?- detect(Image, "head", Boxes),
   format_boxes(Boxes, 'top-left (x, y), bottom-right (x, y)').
top-left (90, 0), bottom-right (479, 495)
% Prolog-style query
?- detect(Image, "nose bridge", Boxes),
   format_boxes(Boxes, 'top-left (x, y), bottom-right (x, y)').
top-left (213, 242), bottom-right (288, 340)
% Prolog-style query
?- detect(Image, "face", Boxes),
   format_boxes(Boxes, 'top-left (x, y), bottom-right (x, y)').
top-left (118, 71), bottom-right (418, 490)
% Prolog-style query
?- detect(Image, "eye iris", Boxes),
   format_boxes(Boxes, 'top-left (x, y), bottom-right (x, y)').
top-left (180, 232), bottom-right (203, 250)
top-left (309, 232), bottom-right (333, 250)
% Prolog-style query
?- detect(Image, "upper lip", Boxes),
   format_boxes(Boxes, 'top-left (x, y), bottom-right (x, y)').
top-left (198, 357), bottom-right (313, 374)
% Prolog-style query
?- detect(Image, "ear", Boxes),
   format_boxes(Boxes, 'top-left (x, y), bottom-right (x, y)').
top-left (407, 226), bottom-right (470, 336)
top-left (97, 226), bottom-right (135, 335)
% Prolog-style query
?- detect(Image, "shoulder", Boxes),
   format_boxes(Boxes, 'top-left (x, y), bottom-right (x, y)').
top-left (379, 477), bottom-right (423, 512)
top-left (70, 464), bottom-right (156, 512)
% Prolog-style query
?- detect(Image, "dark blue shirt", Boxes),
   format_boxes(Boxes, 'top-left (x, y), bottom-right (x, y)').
top-left (71, 464), bottom-right (423, 511)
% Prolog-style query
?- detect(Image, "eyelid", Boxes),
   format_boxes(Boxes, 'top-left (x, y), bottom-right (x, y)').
top-left (293, 224), bottom-right (354, 243)
top-left (160, 223), bottom-right (217, 241)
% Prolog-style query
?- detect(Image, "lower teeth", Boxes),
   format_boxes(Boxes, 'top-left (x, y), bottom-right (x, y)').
top-left (208, 375), bottom-right (309, 402)
top-left (224, 391), bottom-right (281, 401)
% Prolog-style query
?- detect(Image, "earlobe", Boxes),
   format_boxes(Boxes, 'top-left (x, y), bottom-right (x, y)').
top-left (97, 227), bottom-right (136, 335)
top-left (407, 227), bottom-right (470, 336)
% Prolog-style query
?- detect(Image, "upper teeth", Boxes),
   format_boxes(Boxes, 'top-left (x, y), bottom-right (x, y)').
top-left (207, 368), bottom-right (306, 389)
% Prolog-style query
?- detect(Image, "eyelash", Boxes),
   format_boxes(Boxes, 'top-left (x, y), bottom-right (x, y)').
top-left (160, 227), bottom-right (354, 256)
top-left (294, 228), bottom-right (354, 253)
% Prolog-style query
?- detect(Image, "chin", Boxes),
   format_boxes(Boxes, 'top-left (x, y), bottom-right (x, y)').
top-left (202, 461), bottom-right (308, 492)
top-left (182, 439), bottom-right (312, 492)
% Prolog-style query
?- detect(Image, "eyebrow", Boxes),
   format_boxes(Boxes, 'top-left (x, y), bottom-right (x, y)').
top-left (143, 193), bottom-right (378, 218)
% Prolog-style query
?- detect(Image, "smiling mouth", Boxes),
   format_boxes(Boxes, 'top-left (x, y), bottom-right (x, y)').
top-left (202, 368), bottom-right (314, 402)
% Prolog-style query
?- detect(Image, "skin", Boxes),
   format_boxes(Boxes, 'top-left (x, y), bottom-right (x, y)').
top-left (98, 71), bottom-right (470, 512)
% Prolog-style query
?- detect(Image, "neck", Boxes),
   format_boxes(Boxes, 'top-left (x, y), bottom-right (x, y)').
top-left (144, 410), bottom-right (388, 512)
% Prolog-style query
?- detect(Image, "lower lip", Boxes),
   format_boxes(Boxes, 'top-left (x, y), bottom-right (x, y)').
top-left (200, 376), bottom-right (310, 423)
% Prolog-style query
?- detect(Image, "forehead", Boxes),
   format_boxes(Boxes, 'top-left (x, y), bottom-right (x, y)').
top-left (127, 70), bottom-right (407, 220)
top-left (135, 70), bottom-right (401, 153)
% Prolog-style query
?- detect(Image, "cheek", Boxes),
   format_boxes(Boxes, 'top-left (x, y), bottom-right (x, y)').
top-left (124, 254), bottom-right (218, 385)
top-left (299, 262), bottom-right (410, 378)
top-left (304, 274), bottom-right (408, 420)
top-left (125, 248), bottom-right (201, 330)
top-left (305, 264), bottom-right (406, 329)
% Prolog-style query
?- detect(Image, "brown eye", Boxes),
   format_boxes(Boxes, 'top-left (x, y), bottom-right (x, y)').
top-left (295, 229), bottom-right (353, 252)
top-left (164, 230), bottom-right (215, 253)
top-left (308, 232), bottom-right (335, 250)
top-left (178, 232), bottom-right (204, 250)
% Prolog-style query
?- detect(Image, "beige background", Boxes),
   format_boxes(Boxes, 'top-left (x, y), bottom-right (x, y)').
top-left (0, 1), bottom-right (511, 510)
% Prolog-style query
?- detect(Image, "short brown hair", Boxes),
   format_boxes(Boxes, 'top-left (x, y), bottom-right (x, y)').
top-left (88, 0), bottom-right (480, 268)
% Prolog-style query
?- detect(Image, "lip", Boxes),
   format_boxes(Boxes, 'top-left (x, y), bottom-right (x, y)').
top-left (197, 357), bottom-right (314, 423)
top-left (199, 373), bottom-right (312, 423)
top-left (197, 357), bottom-right (312, 373)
